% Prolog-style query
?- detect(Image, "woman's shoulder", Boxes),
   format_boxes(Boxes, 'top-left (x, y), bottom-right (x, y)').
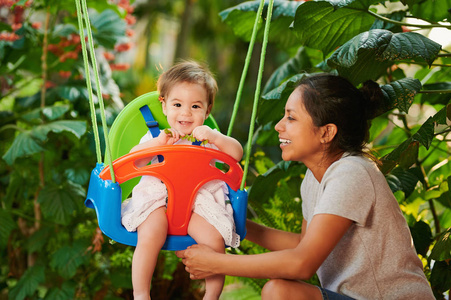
top-left (324, 154), bottom-right (381, 184)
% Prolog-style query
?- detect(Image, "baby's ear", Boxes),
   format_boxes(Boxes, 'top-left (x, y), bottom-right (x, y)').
top-left (161, 100), bottom-right (167, 116)
top-left (205, 104), bottom-right (212, 118)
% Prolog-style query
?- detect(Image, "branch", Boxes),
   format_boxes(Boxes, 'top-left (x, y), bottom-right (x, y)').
top-left (418, 89), bottom-right (451, 94)
top-left (366, 10), bottom-right (451, 29)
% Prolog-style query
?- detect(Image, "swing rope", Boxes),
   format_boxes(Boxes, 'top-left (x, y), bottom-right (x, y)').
top-left (75, 0), bottom-right (116, 183)
top-left (240, 0), bottom-right (274, 190)
top-left (226, 0), bottom-right (265, 137)
top-left (76, 0), bottom-right (274, 190)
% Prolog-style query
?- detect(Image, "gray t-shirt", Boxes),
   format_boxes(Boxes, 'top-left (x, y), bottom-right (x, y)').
top-left (301, 154), bottom-right (434, 300)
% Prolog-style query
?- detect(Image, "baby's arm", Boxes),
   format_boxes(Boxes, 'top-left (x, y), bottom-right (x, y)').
top-left (192, 126), bottom-right (243, 161)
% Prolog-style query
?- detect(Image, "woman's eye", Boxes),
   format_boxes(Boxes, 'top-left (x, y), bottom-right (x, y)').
top-left (287, 116), bottom-right (295, 121)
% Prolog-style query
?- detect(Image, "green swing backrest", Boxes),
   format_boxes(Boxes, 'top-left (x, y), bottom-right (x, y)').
top-left (106, 91), bottom-right (220, 201)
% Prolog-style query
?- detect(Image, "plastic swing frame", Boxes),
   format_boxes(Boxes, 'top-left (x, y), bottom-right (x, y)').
top-left (85, 92), bottom-right (248, 251)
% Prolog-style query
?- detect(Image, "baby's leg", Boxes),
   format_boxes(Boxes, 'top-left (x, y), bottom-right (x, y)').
top-left (133, 207), bottom-right (168, 300)
top-left (188, 213), bottom-right (225, 300)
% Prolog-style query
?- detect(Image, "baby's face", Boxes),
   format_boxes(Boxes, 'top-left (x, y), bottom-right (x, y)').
top-left (162, 81), bottom-right (211, 135)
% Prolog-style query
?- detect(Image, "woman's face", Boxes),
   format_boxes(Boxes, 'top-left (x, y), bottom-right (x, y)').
top-left (275, 87), bottom-right (324, 163)
top-left (162, 81), bottom-right (211, 135)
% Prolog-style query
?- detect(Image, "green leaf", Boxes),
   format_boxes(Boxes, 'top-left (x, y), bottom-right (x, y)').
top-left (430, 227), bottom-right (451, 261)
top-left (2, 120), bottom-right (86, 165)
top-left (404, 0), bottom-right (451, 23)
top-left (64, 167), bottom-right (91, 185)
top-left (249, 160), bottom-right (306, 208)
top-left (327, 29), bottom-right (442, 85)
top-left (44, 281), bottom-right (76, 300)
top-left (259, 73), bottom-right (308, 126)
top-left (292, 0), bottom-right (377, 55)
top-left (386, 166), bottom-right (421, 197)
top-left (0, 209), bottom-right (17, 249)
top-left (32, 120), bottom-right (87, 140)
top-left (430, 260), bottom-right (451, 298)
top-left (50, 241), bottom-right (89, 279)
top-left (219, 0), bottom-right (303, 49)
top-left (370, 10), bottom-right (406, 32)
top-left (55, 86), bottom-right (82, 101)
top-left (52, 23), bottom-right (78, 38)
top-left (380, 78), bottom-right (422, 114)
top-left (9, 264), bottom-right (45, 300)
top-left (412, 116), bottom-right (435, 150)
top-left (2, 131), bottom-right (45, 165)
top-left (42, 105), bottom-right (70, 121)
top-left (420, 82), bottom-right (451, 106)
top-left (91, 9), bottom-right (127, 49)
top-left (409, 220), bottom-right (433, 257)
top-left (263, 47), bottom-right (313, 94)
top-left (38, 181), bottom-right (85, 225)
top-left (27, 227), bottom-right (53, 253)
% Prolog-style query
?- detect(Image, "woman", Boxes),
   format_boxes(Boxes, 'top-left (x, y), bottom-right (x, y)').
top-left (176, 74), bottom-right (434, 300)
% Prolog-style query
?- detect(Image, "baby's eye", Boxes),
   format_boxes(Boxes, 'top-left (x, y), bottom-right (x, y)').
top-left (192, 104), bottom-right (201, 109)
top-left (174, 103), bottom-right (181, 107)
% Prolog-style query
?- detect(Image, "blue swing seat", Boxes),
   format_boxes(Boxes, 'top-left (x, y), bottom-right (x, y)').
top-left (85, 92), bottom-right (248, 251)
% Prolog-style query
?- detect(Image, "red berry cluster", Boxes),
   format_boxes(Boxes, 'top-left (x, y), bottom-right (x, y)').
top-left (0, 0), bottom-right (35, 42)
top-left (105, 0), bottom-right (136, 73)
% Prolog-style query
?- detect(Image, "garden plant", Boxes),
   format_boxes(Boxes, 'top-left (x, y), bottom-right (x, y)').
top-left (0, 0), bottom-right (450, 299)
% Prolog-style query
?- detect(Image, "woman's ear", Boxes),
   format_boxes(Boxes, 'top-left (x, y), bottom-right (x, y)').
top-left (321, 124), bottom-right (337, 143)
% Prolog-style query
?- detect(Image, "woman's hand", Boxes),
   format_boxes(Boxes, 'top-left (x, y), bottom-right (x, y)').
top-left (176, 244), bottom-right (220, 279)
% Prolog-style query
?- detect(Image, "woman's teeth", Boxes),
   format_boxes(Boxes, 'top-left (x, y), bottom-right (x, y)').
top-left (279, 139), bottom-right (291, 145)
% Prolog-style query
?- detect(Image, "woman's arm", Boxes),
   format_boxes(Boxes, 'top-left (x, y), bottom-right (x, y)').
top-left (245, 220), bottom-right (303, 251)
top-left (176, 214), bottom-right (352, 280)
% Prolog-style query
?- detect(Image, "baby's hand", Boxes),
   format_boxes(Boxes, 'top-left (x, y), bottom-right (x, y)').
top-left (192, 126), bottom-right (216, 144)
top-left (158, 128), bottom-right (183, 145)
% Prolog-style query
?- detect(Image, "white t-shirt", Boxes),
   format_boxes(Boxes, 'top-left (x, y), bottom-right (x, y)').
top-left (301, 154), bottom-right (434, 300)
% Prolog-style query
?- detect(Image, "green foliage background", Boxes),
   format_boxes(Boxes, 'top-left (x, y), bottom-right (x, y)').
top-left (0, 0), bottom-right (450, 299)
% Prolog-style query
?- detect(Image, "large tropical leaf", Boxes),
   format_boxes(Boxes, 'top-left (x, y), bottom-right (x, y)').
top-left (2, 120), bottom-right (87, 165)
top-left (402, 0), bottom-right (451, 23)
top-left (259, 73), bottom-right (307, 126)
top-left (383, 105), bottom-right (449, 168)
top-left (386, 166), bottom-right (422, 197)
top-left (43, 282), bottom-right (76, 300)
top-left (91, 9), bottom-right (127, 49)
top-left (430, 227), bottom-right (451, 261)
top-left (409, 220), bottom-right (433, 257)
top-left (292, 0), bottom-right (378, 55)
top-left (380, 77), bottom-right (422, 114)
top-left (50, 241), bottom-right (90, 279)
top-left (327, 29), bottom-right (442, 85)
top-left (263, 47), bottom-right (313, 94)
top-left (248, 160), bottom-right (306, 207)
top-left (420, 82), bottom-right (451, 106)
top-left (2, 131), bottom-right (45, 165)
top-left (38, 181), bottom-right (85, 225)
top-left (8, 265), bottom-right (45, 300)
top-left (219, 0), bottom-right (303, 49)
top-left (0, 209), bottom-right (17, 249)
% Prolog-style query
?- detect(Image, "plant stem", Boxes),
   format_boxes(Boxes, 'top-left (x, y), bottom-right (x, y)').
top-left (366, 9), bottom-right (451, 29)
top-left (418, 89), bottom-right (451, 94)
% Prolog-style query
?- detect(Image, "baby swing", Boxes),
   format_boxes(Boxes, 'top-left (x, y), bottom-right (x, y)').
top-left (78, 0), bottom-right (274, 251)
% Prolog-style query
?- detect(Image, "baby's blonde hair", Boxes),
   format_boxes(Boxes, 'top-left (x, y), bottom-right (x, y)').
top-left (157, 60), bottom-right (218, 107)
